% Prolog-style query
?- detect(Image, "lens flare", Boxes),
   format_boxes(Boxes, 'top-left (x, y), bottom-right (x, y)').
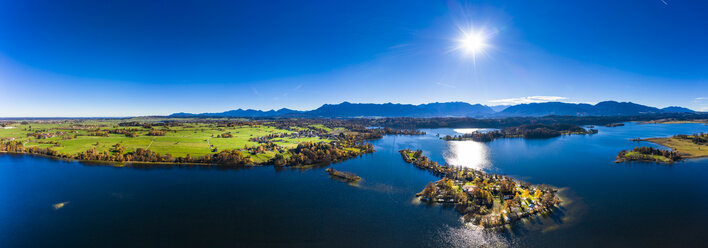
top-left (453, 28), bottom-right (494, 65)
top-left (458, 32), bottom-right (488, 55)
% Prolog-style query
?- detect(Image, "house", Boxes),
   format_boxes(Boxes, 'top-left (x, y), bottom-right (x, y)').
top-left (462, 185), bottom-right (476, 192)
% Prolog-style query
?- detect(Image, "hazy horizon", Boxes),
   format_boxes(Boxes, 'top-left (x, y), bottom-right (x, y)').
top-left (0, 99), bottom-right (702, 118)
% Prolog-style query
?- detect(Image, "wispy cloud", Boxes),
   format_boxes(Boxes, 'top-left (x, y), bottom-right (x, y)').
top-left (489, 96), bottom-right (567, 105)
top-left (660, 0), bottom-right (669, 6)
top-left (435, 82), bottom-right (456, 89)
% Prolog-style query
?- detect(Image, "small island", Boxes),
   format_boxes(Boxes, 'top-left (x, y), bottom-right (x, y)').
top-left (325, 168), bottom-right (361, 183)
top-left (400, 149), bottom-right (560, 228)
top-left (615, 146), bottom-right (682, 163)
top-left (441, 123), bottom-right (597, 142)
top-left (618, 133), bottom-right (708, 163)
top-left (605, 123), bottom-right (625, 127)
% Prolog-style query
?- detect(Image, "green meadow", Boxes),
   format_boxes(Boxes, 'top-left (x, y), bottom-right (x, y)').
top-left (0, 119), bottom-right (334, 163)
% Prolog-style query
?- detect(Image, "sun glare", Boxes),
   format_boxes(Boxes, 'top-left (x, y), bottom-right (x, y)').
top-left (459, 33), bottom-right (487, 55)
top-left (457, 31), bottom-right (488, 56)
top-left (453, 27), bottom-right (495, 65)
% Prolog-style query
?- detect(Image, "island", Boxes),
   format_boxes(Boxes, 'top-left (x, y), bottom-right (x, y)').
top-left (0, 119), bottom-right (423, 168)
top-left (615, 146), bottom-right (682, 163)
top-left (325, 168), bottom-right (361, 183)
top-left (604, 123), bottom-right (625, 127)
top-left (619, 133), bottom-right (708, 163)
top-left (399, 149), bottom-right (560, 228)
top-left (441, 123), bottom-right (597, 142)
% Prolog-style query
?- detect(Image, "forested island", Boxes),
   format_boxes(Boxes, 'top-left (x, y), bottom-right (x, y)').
top-left (441, 123), bottom-right (597, 142)
top-left (399, 149), bottom-right (560, 228)
top-left (0, 118), bottom-right (423, 167)
top-left (605, 123), bottom-right (625, 127)
top-left (615, 146), bottom-right (682, 163)
top-left (619, 133), bottom-right (708, 163)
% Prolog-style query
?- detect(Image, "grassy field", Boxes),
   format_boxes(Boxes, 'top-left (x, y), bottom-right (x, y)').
top-left (622, 151), bottom-right (674, 163)
top-left (0, 119), bottom-right (337, 163)
top-left (640, 119), bottom-right (708, 124)
top-left (645, 137), bottom-right (708, 159)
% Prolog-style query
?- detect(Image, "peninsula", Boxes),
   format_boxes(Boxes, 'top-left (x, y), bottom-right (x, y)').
top-left (399, 149), bottom-right (560, 228)
top-left (441, 123), bottom-right (597, 142)
top-left (0, 119), bottom-right (423, 167)
top-left (619, 133), bottom-right (708, 163)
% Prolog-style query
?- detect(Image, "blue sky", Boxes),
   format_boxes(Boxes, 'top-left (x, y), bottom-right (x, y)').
top-left (1, 0), bottom-right (707, 117)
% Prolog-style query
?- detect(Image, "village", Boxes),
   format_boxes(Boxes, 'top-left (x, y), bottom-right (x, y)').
top-left (400, 149), bottom-right (560, 228)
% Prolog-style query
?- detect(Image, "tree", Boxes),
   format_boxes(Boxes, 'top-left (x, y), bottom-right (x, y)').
top-left (522, 189), bottom-right (531, 198)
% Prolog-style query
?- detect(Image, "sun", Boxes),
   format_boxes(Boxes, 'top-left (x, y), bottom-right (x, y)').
top-left (457, 31), bottom-right (488, 56)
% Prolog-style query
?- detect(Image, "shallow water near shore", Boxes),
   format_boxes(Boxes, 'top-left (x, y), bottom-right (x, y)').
top-left (1, 122), bottom-right (707, 247)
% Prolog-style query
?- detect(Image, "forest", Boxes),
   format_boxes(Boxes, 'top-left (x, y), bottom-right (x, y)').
top-left (674, 133), bottom-right (707, 145)
top-left (350, 112), bottom-right (708, 129)
top-left (441, 123), bottom-right (597, 142)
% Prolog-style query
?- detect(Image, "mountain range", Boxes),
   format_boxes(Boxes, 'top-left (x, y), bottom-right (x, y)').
top-left (169, 101), bottom-right (696, 118)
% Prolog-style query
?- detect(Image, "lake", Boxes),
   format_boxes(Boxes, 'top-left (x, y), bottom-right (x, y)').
top-left (1, 122), bottom-right (707, 247)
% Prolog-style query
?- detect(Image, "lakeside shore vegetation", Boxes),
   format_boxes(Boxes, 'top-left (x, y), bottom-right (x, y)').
top-left (441, 123), bottom-right (597, 142)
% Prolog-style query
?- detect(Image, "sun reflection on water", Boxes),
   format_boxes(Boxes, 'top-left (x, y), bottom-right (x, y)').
top-left (436, 225), bottom-right (511, 247)
top-left (443, 141), bottom-right (491, 171)
top-left (452, 128), bottom-right (492, 134)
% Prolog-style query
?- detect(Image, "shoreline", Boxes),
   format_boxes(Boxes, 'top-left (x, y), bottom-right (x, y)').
top-left (638, 119), bottom-right (708, 125)
top-left (0, 150), bottom-right (369, 169)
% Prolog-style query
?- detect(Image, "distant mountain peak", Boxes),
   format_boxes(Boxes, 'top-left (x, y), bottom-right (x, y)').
top-left (169, 101), bottom-right (693, 118)
top-left (499, 101), bottom-right (691, 117)
top-left (662, 106), bottom-right (694, 113)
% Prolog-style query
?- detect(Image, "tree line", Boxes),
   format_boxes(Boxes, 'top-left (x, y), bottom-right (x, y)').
top-left (616, 146), bottom-right (682, 163)
top-left (442, 123), bottom-right (597, 142)
top-left (675, 133), bottom-right (707, 145)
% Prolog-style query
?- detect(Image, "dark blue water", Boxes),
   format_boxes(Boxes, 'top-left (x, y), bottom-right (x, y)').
top-left (1, 123), bottom-right (707, 247)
